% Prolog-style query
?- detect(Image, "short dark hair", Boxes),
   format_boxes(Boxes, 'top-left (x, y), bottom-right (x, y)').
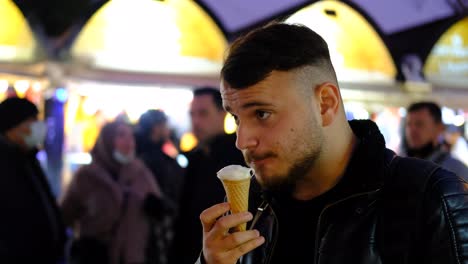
top-left (221, 23), bottom-right (335, 88)
top-left (193, 87), bottom-right (223, 111)
top-left (407, 102), bottom-right (442, 124)
top-left (137, 109), bottom-right (167, 137)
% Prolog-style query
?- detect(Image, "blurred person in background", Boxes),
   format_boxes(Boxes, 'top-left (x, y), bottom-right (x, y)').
top-left (170, 87), bottom-right (245, 264)
top-left (403, 101), bottom-right (468, 179)
top-left (0, 97), bottom-right (66, 263)
top-left (61, 120), bottom-right (167, 264)
top-left (444, 124), bottom-right (468, 167)
top-left (135, 109), bottom-right (184, 264)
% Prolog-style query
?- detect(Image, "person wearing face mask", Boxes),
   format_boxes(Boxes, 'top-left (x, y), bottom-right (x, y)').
top-left (0, 97), bottom-right (66, 263)
top-left (61, 120), bottom-right (165, 264)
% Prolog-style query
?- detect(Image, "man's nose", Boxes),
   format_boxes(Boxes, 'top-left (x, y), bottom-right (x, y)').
top-left (235, 123), bottom-right (258, 151)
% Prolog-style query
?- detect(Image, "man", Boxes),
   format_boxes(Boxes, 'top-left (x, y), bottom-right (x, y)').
top-left (404, 101), bottom-right (468, 178)
top-left (135, 109), bottom-right (184, 264)
top-left (0, 97), bottom-right (66, 263)
top-left (198, 23), bottom-right (468, 264)
top-left (170, 87), bottom-right (245, 264)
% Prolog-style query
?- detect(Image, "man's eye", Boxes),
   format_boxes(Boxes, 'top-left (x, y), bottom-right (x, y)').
top-left (256, 111), bottom-right (271, 120)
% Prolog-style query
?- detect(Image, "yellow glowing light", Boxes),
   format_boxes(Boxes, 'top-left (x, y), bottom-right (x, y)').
top-left (82, 97), bottom-right (99, 116)
top-left (424, 17), bottom-right (468, 78)
top-left (224, 113), bottom-right (237, 134)
top-left (14, 80), bottom-right (29, 97)
top-left (454, 115), bottom-right (465, 127)
top-left (32, 82), bottom-right (42, 92)
top-left (0, 80), bottom-right (8, 93)
top-left (286, 0), bottom-right (397, 82)
top-left (0, 0), bottom-right (38, 62)
top-left (180, 132), bottom-right (198, 152)
top-left (71, 0), bottom-right (227, 74)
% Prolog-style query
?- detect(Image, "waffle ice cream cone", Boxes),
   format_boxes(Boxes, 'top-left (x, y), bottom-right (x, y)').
top-left (217, 165), bottom-right (252, 232)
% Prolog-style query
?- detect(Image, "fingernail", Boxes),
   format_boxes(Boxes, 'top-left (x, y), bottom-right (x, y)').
top-left (257, 236), bottom-right (265, 245)
top-left (243, 212), bottom-right (253, 219)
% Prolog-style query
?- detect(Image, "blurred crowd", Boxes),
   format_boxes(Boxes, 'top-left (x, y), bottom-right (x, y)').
top-left (0, 87), bottom-right (245, 264)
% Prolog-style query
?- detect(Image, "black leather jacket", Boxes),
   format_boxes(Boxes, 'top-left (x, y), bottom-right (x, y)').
top-left (241, 120), bottom-right (468, 264)
top-left (197, 120), bottom-right (468, 264)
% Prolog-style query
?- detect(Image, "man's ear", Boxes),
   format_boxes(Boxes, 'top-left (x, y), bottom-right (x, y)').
top-left (315, 82), bottom-right (340, 127)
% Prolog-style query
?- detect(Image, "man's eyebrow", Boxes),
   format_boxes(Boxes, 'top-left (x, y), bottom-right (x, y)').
top-left (225, 101), bottom-right (272, 113)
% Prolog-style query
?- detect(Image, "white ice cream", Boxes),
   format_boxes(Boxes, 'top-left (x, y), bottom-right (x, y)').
top-left (217, 165), bottom-right (252, 181)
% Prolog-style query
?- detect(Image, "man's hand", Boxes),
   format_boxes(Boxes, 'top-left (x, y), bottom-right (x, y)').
top-left (200, 202), bottom-right (265, 264)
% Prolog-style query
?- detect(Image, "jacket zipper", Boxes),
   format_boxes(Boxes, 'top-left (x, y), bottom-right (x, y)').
top-left (313, 189), bottom-right (380, 264)
top-left (248, 201), bottom-right (278, 264)
top-left (265, 204), bottom-right (279, 264)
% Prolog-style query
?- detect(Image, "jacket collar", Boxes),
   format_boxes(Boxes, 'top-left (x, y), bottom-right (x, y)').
top-left (343, 119), bottom-right (388, 193)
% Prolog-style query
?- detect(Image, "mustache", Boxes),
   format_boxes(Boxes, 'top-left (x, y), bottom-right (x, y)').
top-left (244, 151), bottom-right (276, 164)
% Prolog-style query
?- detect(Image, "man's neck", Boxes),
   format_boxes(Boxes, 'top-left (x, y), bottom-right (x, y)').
top-left (293, 130), bottom-right (357, 201)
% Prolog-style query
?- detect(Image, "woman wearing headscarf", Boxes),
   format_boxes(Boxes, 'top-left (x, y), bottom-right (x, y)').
top-left (61, 120), bottom-right (163, 264)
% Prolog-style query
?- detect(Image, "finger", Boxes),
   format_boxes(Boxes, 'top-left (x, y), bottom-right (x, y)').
top-left (210, 212), bottom-right (253, 238)
top-left (200, 202), bottom-right (230, 233)
top-left (224, 229), bottom-right (261, 250)
top-left (232, 235), bottom-right (265, 257)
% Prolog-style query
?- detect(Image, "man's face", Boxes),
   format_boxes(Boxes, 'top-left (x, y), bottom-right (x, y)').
top-left (189, 94), bottom-right (226, 144)
top-left (405, 108), bottom-right (442, 149)
top-left (221, 70), bottom-right (324, 191)
top-left (150, 122), bottom-right (170, 145)
top-left (7, 117), bottom-right (37, 149)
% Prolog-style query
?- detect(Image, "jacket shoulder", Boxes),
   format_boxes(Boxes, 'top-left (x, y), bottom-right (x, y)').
top-left (386, 156), bottom-right (441, 192)
top-left (380, 155), bottom-right (468, 262)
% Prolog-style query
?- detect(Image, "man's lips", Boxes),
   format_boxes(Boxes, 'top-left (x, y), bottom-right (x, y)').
top-left (246, 153), bottom-right (275, 166)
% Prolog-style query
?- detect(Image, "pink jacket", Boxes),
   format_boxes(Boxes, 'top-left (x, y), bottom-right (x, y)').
top-left (61, 157), bottom-right (161, 264)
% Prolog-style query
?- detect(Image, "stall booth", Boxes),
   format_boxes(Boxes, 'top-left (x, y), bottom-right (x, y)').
top-left (0, 0), bottom-right (48, 104)
top-left (285, 0), bottom-right (468, 153)
top-left (61, 0), bottom-right (229, 186)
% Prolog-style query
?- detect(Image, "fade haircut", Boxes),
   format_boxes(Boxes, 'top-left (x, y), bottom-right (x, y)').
top-left (407, 102), bottom-right (442, 124)
top-left (193, 87), bottom-right (223, 111)
top-left (221, 23), bottom-right (337, 89)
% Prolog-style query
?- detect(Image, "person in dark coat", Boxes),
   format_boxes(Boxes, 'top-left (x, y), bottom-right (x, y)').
top-left (170, 87), bottom-right (245, 264)
top-left (0, 97), bottom-right (66, 263)
top-left (134, 109), bottom-right (184, 263)
top-left (135, 109), bottom-right (184, 212)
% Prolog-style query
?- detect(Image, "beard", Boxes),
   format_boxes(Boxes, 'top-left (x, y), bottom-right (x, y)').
top-left (263, 147), bottom-right (321, 196)
top-left (254, 120), bottom-right (323, 197)
top-left (406, 141), bottom-right (436, 159)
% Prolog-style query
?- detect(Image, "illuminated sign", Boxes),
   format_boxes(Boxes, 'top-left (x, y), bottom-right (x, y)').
top-left (0, 0), bottom-right (39, 62)
top-left (424, 18), bottom-right (468, 79)
top-left (71, 0), bottom-right (227, 75)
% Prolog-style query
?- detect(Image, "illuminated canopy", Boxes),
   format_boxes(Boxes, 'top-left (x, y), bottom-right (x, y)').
top-left (71, 0), bottom-right (228, 76)
top-left (285, 0), bottom-right (397, 83)
top-left (0, 0), bottom-right (41, 63)
top-left (424, 17), bottom-right (468, 88)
